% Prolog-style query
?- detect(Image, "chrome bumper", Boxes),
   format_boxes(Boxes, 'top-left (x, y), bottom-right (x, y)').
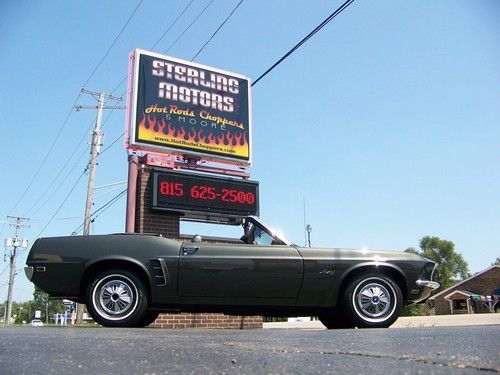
top-left (416, 279), bottom-right (440, 290)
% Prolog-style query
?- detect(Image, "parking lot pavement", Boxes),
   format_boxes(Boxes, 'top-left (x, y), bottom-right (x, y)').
top-left (263, 313), bottom-right (500, 329)
top-left (1, 325), bottom-right (499, 374)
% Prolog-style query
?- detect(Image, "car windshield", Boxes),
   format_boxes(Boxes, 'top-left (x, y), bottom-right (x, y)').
top-left (243, 217), bottom-right (291, 246)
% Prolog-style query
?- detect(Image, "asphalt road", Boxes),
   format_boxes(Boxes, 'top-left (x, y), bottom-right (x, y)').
top-left (1, 325), bottom-right (498, 374)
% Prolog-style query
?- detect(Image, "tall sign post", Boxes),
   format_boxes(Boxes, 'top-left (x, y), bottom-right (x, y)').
top-left (122, 49), bottom-right (260, 328)
top-left (124, 49), bottom-right (255, 230)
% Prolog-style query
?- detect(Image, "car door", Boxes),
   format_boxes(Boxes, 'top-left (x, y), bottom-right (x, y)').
top-left (178, 242), bottom-right (303, 303)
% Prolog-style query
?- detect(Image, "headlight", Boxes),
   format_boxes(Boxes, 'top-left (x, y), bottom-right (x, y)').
top-left (421, 258), bottom-right (437, 281)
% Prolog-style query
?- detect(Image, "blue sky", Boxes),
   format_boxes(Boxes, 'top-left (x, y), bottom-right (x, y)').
top-left (1, 1), bottom-right (499, 302)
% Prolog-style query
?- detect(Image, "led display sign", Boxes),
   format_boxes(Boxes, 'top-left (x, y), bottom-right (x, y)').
top-left (151, 170), bottom-right (259, 218)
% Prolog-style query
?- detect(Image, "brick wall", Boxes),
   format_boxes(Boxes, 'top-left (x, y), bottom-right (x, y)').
top-left (433, 266), bottom-right (500, 315)
top-left (153, 313), bottom-right (263, 329)
top-left (135, 165), bottom-right (181, 236)
top-left (135, 165), bottom-right (263, 329)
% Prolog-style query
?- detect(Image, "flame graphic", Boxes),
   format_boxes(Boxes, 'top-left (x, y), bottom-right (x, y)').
top-left (137, 113), bottom-right (249, 158)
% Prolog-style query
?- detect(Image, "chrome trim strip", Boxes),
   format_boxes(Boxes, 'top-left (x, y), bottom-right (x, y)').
top-left (430, 263), bottom-right (437, 281)
top-left (416, 279), bottom-right (440, 290)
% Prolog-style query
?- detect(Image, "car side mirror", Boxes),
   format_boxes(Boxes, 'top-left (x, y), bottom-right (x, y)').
top-left (191, 235), bottom-right (202, 243)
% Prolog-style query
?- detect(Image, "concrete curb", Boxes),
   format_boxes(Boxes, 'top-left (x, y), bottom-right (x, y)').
top-left (263, 313), bottom-right (500, 329)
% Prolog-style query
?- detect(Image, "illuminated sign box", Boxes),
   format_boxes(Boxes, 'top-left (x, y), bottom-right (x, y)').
top-left (151, 170), bottom-right (259, 218)
top-left (126, 49), bottom-right (252, 167)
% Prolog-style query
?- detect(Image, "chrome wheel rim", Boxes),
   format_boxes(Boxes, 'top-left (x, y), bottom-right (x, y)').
top-left (93, 275), bottom-right (138, 320)
top-left (352, 278), bottom-right (396, 323)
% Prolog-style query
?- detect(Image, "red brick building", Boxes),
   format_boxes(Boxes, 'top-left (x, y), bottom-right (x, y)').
top-left (429, 265), bottom-right (499, 315)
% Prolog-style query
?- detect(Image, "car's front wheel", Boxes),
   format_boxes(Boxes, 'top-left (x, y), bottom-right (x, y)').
top-left (342, 272), bottom-right (402, 328)
top-left (85, 269), bottom-right (148, 327)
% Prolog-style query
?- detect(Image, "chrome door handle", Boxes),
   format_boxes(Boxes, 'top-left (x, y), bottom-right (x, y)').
top-left (182, 246), bottom-right (199, 256)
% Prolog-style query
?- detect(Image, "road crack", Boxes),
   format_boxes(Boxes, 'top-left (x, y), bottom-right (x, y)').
top-left (282, 348), bottom-right (499, 373)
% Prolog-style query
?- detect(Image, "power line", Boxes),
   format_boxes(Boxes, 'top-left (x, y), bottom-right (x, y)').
top-left (9, 1), bottom-right (142, 217)
top-left (191, 0), bottom-right (245, 61)
top-left (99, 131), bottom-right (125, 157)
top-left (109, 0), bottom-right (197, 96)
top-left (150, 0), bottom-right (196, 51)
top-left (0, 265), bottom-right (9, 278)
top-left (8, 102), bottom-right (81, 216)
top-left (162, 0), bottom-right (215, 56)
top-left (35, 170), bottom-right (86, 239)
top-left (111, 0), bottom-right (232, 98)
top-left (71, 188), bottom-right (127, 235)
top-left (252, 0), bottom-right (356, 87)
top-left (28, 101), bottom-right (123, 224)
top-left (22, 1), bottom-right (353, 239)
top-left (23, 121), bottom-right (93, 217)
top-left (29, 145), bottom-right (90, 218)
top-left (82, 0), bottom-right (144, 89)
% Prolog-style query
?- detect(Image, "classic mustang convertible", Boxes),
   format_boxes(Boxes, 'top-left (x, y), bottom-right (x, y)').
top-left (25, 216), bottom-right (439, 328)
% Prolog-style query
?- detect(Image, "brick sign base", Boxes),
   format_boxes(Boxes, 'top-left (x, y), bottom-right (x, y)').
top-left (135, 165), bottom-right (263, 329)
top-left (152, 313), bottom-right (263, 329)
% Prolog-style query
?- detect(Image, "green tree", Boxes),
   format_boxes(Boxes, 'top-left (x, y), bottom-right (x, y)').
top-left (406, 236), bottom-right (470, 290)
top-left (31, 287), bottom-right (65, 324)
top-left (13, 300), bottom-right (36, 324)
top-left (493, 257), bottom-right (500, 266)
top-left (401, 236), bottom-right (470, 317)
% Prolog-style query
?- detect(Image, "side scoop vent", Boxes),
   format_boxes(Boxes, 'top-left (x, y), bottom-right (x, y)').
top-left (150, 258), bottom-right (169, 287)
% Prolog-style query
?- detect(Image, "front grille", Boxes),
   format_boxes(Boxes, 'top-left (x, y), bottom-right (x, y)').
top-left (150, 258), bottom-right (169, 286)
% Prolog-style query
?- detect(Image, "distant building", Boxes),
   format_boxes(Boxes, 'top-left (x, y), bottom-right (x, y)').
top-left (429, 265), bottom-right (499, 315)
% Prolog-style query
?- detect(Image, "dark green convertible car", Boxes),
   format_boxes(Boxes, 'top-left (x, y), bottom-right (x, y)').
top-left (25, 216), bottom-right (439, 328)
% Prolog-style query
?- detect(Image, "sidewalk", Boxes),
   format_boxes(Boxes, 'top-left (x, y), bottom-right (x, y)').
top-left (263, 313), bottom-right (500, 329)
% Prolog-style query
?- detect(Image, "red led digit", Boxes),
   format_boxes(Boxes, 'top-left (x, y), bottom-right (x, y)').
top-left (160, 181), bottom-right (170, 195)
top-left (160, 181), bottom-right (184, 196)
top-left (206, 187), bottom-right (216, 200)
top-left (237, 191), bottom-right (246, 204)
top-left (246, 192), bottom-right (255, 204)
top-left (228, 189), bottom-right (237, 202)
top-left (200, 186), bottom-right (208, 199)
top-left (190, 185), bottom-right (200, 199)
top-left (174, 183), bottom-right (183, 196)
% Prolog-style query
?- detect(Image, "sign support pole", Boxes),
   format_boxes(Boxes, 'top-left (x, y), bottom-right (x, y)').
top-left (125, 154), bottom-right (139, 233)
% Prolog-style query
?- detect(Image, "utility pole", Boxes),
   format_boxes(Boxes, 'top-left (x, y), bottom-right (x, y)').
top-left (74, 89), bottom-right (123, 323)
top-left (3, 216), bottom-right (29, 326)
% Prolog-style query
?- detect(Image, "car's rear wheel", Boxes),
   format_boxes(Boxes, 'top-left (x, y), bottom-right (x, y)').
top-left (86, 269), bottom-right (148, 327)
top-left (342, 272), bottom-right (402, 328)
